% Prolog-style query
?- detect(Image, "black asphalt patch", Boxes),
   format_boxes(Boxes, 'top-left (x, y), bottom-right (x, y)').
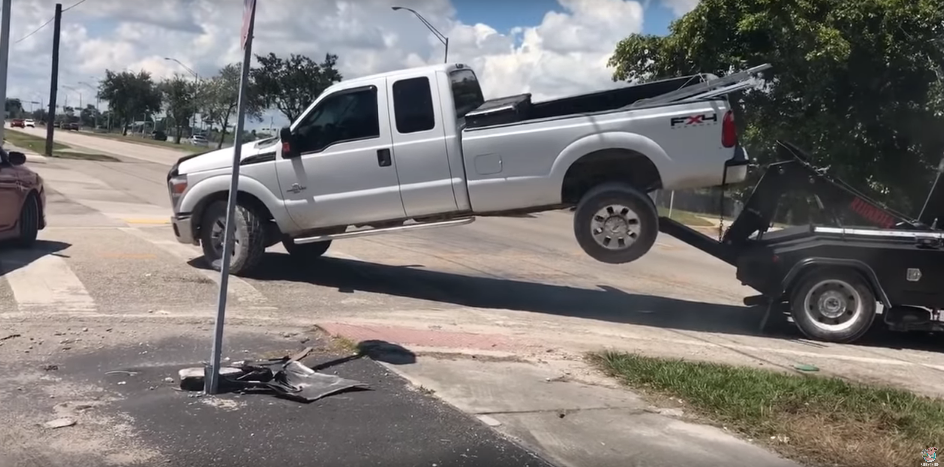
top-left (26, 331), bottom-right (554, 467)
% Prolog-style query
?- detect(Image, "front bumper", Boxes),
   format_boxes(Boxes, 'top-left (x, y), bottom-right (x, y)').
top-left (171, 214), bottom-right (197, 245)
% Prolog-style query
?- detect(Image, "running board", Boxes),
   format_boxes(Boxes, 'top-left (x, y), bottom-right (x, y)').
top-left (293, 217), bottom-right (476, 245)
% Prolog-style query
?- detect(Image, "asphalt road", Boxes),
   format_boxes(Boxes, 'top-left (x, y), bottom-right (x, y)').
top-left (3, 127), bottom-right (944, 398)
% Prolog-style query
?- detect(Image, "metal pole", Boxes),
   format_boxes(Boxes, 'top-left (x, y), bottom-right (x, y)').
top-left (443, 37), bottom-right (449, 64)
top-left (0, 0), bottom-right (11, 144)
top-left (207, 0), bottom-right (256, 396)
top-left (45, 4), bottom-right (62, 156)
top-left (669, 190), bottom-right (675, 218)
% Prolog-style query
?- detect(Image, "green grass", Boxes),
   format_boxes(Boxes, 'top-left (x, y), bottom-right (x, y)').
top-left (4, 128), bottom-right (69, 152)
top-left (592, 352), bottom-right (944, 467)
top-left (82, 131), bottom-right (213, 154)
top-left (657, 206), bottom-right (714, 227)
top-left (4, 130), bottom-right (118, 162)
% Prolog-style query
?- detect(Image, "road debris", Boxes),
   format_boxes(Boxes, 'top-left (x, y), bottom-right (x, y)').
top-left (0, 333), bottom-right (21, 341)
top-left (42, 418), bottom-right (76, 429)
top-left (793, 363), bottom-right (819, 372)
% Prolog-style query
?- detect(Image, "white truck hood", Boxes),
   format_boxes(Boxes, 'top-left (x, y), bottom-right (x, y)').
top-left (177, 138), bottom-right (279, 174)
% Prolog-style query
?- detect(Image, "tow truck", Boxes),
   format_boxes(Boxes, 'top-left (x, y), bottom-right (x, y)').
top-left (659, 140), bottom-right (944, 343)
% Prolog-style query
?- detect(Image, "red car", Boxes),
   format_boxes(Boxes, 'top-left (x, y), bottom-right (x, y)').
top-left (10, 119), bottom-right (24, 128)
top-left (0, 148), bottom-right (45, 246)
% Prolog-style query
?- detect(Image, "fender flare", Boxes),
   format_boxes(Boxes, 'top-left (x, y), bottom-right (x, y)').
top-left (548, 131), bottom-right (679, 201)
top-left (178, 174), bottom-right (298, 233)
top-left (781, 257), bottom-right (891, 308)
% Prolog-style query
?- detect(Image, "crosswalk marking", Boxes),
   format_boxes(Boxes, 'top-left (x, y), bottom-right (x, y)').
top-left (118, 227), bottom-right (270, 307)
top-left (1, 253), bottom-right (96, 312)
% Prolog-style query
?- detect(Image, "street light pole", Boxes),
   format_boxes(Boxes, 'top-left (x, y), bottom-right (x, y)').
top-left (392, 6), bottom-right (449, 64)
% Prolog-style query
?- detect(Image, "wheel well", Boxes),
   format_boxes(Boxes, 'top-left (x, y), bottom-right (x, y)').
top-left (561, 149), bottom-right (662, 205)
top-left (191, 191), bottom-right (275, 238)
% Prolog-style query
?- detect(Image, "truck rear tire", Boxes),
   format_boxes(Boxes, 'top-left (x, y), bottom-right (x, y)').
top-left (282, 238), bottom-right (332, 260)
top-left (573, 182), bottom-right (658, 264)
top-left (790, 269), bottom-right (877, 343)
top-left (199, 201), bottom-right (266, 276)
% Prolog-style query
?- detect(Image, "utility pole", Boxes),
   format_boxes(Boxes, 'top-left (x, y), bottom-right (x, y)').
top-left (0, 0), bottom-right (13, 145)
top-left (45, 4), bottom-right (62, 157)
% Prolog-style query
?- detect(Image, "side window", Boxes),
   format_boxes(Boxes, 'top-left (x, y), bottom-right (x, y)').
top-left (294, 87), bottom-right (379, 153)
top-left (392, 77), bottom-right (435, 134)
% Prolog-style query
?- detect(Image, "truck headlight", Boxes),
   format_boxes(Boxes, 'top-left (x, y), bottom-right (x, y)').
top-left (168, 174), bottom-right (188, 211)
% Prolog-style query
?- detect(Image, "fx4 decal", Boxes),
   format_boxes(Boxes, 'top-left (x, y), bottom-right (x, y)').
top-left (670, 113), bottom-right (718, 127)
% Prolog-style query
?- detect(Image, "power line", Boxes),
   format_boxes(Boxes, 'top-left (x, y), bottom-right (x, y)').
top-left (13, 0), bottom-right (88, 45)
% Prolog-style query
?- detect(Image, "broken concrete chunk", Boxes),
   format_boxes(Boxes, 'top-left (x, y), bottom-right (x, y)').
top-left (43, 418), bottom-right (76, 429)
top-left (178, 367), bottom-right (244, 392)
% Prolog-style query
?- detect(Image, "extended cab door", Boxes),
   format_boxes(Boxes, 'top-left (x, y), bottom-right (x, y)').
top-left (275, 80), bottom-right (407, 229)
top-left (387, 72), bottom-right (458, 216)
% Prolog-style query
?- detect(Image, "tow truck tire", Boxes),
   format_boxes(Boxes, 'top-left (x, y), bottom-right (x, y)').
top-left (282, 238), bottom-right (332, 260)
top-left (790, 269), bottom-right (877, 343)
top-left (573, 182), bottom-right (658, 264)
top-left (199, 201), bottom-right (266, 276)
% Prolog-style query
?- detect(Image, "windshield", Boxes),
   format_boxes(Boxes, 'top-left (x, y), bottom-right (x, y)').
top-left (449, 69), bottom-right (484, 119)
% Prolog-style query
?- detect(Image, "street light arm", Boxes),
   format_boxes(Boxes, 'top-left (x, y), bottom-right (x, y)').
top-left (164, 57), bottom-right (199, 79)
top-left (392, 6), bottom-right (447, 44)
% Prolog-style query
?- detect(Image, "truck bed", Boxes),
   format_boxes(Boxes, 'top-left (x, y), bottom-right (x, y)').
top-left (464, 74), bottom-right (709, 129)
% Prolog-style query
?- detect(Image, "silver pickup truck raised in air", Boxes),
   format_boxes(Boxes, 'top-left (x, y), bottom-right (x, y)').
top-left (166, 62), bottom-right (769, 275)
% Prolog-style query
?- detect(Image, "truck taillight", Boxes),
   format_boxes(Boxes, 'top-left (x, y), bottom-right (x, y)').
top-left (721, 110), bottom-right (737, 148)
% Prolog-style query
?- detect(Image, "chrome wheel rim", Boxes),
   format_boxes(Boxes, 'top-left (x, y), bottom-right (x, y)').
top-left (590, 204), bottom-right (640, 250)
top-left (209, 215), bottom-right (241, 266)
top-left (802, 279), bottom-right (864, 332)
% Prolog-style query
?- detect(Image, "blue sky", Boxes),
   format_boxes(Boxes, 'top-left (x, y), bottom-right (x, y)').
top-left (451, 0), bottom-right (677, 36)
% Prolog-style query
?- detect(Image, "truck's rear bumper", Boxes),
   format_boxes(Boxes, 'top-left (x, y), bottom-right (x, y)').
top-left (723, 146), bottom-right (750, 184)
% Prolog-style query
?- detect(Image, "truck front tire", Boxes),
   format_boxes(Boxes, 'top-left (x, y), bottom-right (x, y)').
top-left (790, 268), bottom-right (877, 343)
top-left (573, 182), bottom-right (658, 264)
top-left (199, 201), bottom-right (266, 276)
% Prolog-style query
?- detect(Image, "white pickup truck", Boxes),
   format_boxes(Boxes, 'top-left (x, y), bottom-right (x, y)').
top-left (167, 63), bottom-right (768, 275)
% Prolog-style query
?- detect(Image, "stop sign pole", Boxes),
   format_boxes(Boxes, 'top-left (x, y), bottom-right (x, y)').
top-left (206, 0), bottom-right (257, 396)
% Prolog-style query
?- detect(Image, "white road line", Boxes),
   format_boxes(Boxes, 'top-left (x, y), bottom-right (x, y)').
top-left (119, 227), bottom-right (270, 306)
top-left (1, 253), bottom-right (96, 312)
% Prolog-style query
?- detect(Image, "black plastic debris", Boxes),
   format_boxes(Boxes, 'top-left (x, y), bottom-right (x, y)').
top-left (178, 349), bottom-right (369, 403)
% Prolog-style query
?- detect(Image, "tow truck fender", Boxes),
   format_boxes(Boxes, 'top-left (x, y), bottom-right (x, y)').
top-left (780, 257), bottom-right (892, 308)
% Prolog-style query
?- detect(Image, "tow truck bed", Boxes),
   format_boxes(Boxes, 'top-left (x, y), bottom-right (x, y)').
top-left (658, 141), bottom-right (944, 343)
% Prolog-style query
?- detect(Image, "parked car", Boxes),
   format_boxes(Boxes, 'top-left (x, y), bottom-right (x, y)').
top-left (53, 121), bottom-right (61, 128)
top-left (24, 119), bottom-right (35, 128)
top-left (189, 134), bottom-right (208, 147)
top-left (167, 62), bottom-right (762, 275)
top-left (10, 119), bottom-right (24, 128)
top-left (0, 148), bottom-right (45, 246)
top-left (65, 122), bottom-right (79, 131)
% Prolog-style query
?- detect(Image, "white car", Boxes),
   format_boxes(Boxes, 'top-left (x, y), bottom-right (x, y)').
top-left (24, 119), bottom-right (35, 128)
top-left (189, 134), bottom-right (208, 147)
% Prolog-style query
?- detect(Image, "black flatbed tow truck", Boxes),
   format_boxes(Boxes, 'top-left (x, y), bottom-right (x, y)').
top-left (658, 140), bottom-right (944, 343)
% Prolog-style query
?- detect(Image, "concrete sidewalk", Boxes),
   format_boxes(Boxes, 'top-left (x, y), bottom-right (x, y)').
top-left (0, 325), bottom-right (552, 467)
top-left (320, 322), bottom-right (801, 467)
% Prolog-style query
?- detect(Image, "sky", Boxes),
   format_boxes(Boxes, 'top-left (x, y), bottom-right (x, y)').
top-left (2, 0), bottom-right (701, 130)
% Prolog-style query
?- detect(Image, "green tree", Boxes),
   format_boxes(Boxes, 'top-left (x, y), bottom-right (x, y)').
top-left (608, 0), bottom-right (944, 215)
top-left (5, 98), bottom-right (23, 118)
top-left (160, 74), bottom-right (198, 144)
top-left (251, 52), bottom-right (342, 122)
top-left (97, 70), bottom-right (163, 135)
top-left (200, 63), bottom-right (263, 149)
top-left (79, 104), bottom-right (100, 127)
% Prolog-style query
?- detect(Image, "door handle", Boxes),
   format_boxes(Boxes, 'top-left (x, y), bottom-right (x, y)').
top-left (377, 148), bottom-right (392, 167)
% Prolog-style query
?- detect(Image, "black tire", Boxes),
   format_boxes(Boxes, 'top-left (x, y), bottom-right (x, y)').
top-left (281, 238), bottom-right (332, 260)
top-left (573, 182), bottom-right (659, 264)
top-left (789, 268), bottom-right (877, 343)
top-left (15, 193), bottom-right (40, 248)
top-left (199, 201), bottom-right (266, 276)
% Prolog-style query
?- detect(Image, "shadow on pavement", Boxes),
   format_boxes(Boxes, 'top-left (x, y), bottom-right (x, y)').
top-left (312, 340), bottom-right (417, 372)
top-left (0, 240), bottom-right (70, 276)
top-left (244, 253), bottom-right (941, 353)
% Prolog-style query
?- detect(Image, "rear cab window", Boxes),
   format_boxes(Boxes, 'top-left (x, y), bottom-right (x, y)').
top-left (449, 69), bottom-right (485, 119)
top-left (392, 77), bottom-right (436, 134)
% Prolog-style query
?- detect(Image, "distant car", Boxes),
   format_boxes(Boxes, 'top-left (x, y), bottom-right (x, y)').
top-left (65, 122), bottom-right (79, 131)
top-left (151, 130), bottom-right (167, 141)
top-left (53, 121), bottom-right (61, 128)
top-left (10, 119), bottom-right (24, 128)
top-left (189, 134), bottom-right (208, 147)
top-left (24, 119), bottom-right (35, 128)
top-left (0, 148), bottom-right (45, 246)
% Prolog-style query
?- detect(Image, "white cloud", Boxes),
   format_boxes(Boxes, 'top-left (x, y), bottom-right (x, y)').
top-left (3, 0), bottom-right (646, 126)
top-left (660, 0), bottom-right (700, 16)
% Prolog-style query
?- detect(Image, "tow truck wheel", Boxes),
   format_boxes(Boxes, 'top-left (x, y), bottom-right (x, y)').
top-left (790, 269), bottom-right (877, 343)
top-left (199, 201), bottom-right (266, 276)
top-left (282, 238), bottom-right (332, 260)
top-left (573, 182), bottom-right (658, 264)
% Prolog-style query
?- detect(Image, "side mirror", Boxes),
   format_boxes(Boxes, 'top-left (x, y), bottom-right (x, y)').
top-left (8, 151), bottom-right (26, 166)
top-left (279, 126), bottom-right (297, 158)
